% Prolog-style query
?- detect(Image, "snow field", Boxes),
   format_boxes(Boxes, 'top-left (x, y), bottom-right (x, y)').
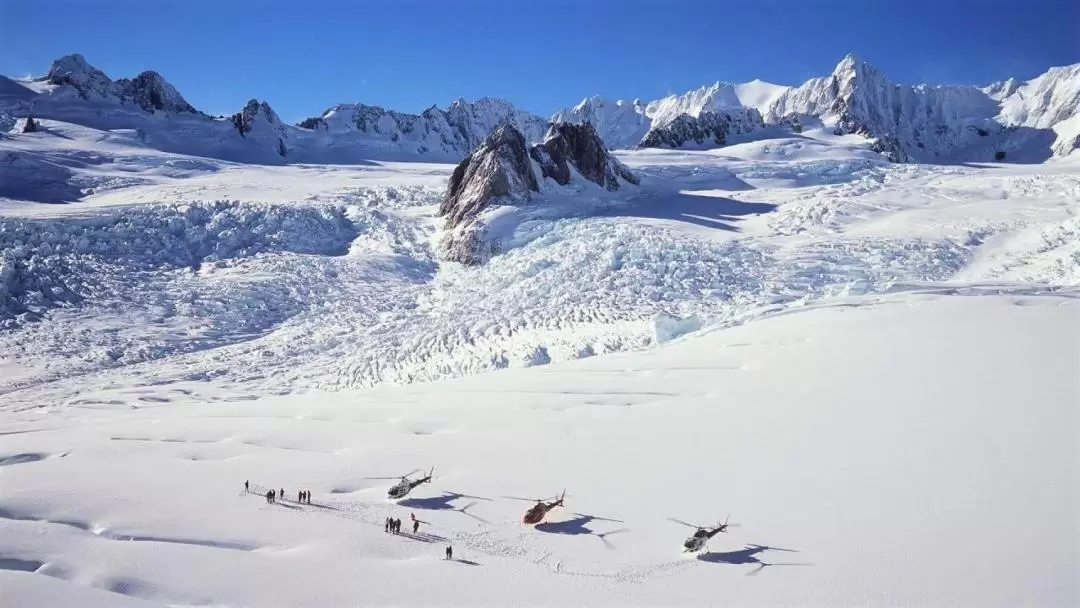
top-left (1, 293), bottom-right (1076, 607)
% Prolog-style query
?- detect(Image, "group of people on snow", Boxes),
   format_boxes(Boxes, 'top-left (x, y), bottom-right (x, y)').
top-left (245, 480), bottom-right (312, 505)
top-left (384, 513), bottom-right (424, 535)
top-left (249, 481), bottom-right (456, 562)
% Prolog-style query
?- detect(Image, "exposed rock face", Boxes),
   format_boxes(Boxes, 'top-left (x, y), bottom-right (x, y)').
top-left (45, 54), bottom-right (197, 115)
top-left (870, 135), bottom-right (908, 163)
top-left (115, 71), bottom-right (196, 114)
top-left (45, 54), bottom-right (116, 100)
top-left (437, 124), bottom-right (538, 264)
top-left (529, 122), bottom-right (638, 190)
top-left (438, 123), bottom-right (638, 264)
top-left (439, 123), bottom-right (538, 229)
top-left (640, 109), bottom-right (765, 149)
top-left (17, 117), bottom-right (39, 133)
top-left (232, 100), bottom-right (289, 157)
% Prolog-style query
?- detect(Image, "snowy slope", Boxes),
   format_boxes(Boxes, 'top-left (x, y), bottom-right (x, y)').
top-left (1, 292), bottom-right (1076, 607)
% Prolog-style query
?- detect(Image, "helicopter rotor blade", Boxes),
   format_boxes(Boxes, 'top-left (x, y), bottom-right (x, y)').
top-left (667, 517), bottom-right (705, 530)
top-left (502, 495), bottom-right (544, 503)
top-left (365, 469), bottom-right (421, 481)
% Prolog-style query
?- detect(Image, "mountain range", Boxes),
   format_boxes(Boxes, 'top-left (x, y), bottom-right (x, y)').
top-left (2, 53), bottom-right (1077, 164)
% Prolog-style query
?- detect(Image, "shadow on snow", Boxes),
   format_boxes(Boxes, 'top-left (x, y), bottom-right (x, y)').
top-left (598, 190), bottom-right (777, 231)
top-left (697, 543), bottom-right (813, 575)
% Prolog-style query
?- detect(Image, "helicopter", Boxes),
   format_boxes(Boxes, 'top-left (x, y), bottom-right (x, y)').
top-left (504, 490), bottom-right (566, 524)
top-left (668, 514), bottom-right (738, 552)
top-left (367, 467), bottom-right (435, 500)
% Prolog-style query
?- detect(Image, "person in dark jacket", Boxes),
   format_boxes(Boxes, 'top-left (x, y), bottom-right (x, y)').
top-left (412, 519), bottom-right (420, 534)
top-left (445, 546), bottom-right (452, 560)
top-left (245, 480), bottom-right (249, 492)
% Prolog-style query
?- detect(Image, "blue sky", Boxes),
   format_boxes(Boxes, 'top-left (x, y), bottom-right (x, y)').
top-left (2, 0), bottom-right (1078, 122)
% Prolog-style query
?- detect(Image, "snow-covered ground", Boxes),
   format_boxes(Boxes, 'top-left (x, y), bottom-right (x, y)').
top-left (1, 117), bottom-right (1078, 607)
top-left (2, 293), bottom-right (1076, 607)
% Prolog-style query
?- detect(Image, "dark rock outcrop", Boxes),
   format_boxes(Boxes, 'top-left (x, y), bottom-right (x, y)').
top-left (231, 100), bottom-right (289, 157)
top-left (45, 54), bottom-right (197, 115)
top-left (19, 117), bottom-right (39, 133)
top-left (45, 54), bottom-right (116, 100)
top-left (529, 122), bottom-right (638, 190)
top-left (437, 123), bottom-right (540, 265)
top-left (115, 71), bottom-right (197, 114)
top-left (438, 123), bottom-right (538, 229)
top-left (438, 123), bottom-right (638, 265)
top-left (640, 109), bottom-right (765, 149)
top-left (870, 135), bottom-right (908, 163)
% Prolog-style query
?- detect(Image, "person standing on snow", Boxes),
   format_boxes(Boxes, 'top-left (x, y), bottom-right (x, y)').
top-left (245, 480), bottom-right (249, 492)
top-left (445, 546), bottom-right (453, 560)
top-left (412, 519), bottom-right (420, 534)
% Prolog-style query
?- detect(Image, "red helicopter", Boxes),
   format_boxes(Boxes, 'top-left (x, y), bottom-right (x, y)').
top-left (505, 490), bottom-right (566, 524)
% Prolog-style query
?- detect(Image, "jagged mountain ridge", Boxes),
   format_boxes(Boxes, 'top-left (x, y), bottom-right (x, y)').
top-left (0, 54), bottom-right (550, 163)
top-left (556, 55), bottom-right (1080, 161)
top-left (2, 53), bottom-right (1078, 164)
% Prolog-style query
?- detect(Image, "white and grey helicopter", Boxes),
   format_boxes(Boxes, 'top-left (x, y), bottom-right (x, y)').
top-left (367, 466), bottom-right (435, 500)
top-left (669, 514), bottom-right (738, 552)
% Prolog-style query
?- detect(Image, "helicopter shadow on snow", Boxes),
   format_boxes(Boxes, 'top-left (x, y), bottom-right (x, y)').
top-left (397, 491), bottom-right (492, 523)
top-left (696, 543), bottom-right (814, 575)
top-left (534, 513), bottom-right (630, 549)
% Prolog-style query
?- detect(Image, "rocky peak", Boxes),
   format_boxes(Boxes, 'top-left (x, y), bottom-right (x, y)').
top-left (44, 54), bottom-right (197, 115)
top-left (437, 123), bottom-right (539, 264)
top-left (530, 122), bottom-right (638, 190)
top-left (116, 71), bottom-right (197, 114)
top-left (231, 100), bottom-right (288, 157)
top-left (45, 54), bottom-right (117, 100)
top-left (439, 123), bottom-right (538, 226)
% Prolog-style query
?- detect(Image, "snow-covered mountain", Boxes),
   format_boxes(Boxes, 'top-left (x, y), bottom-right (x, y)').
top-left (552, 82), bottom-right (781, 150)
top-left (3, 53), bottom-right (1078, 165)
top-left (555, 55), bottom-right (1080, 162)
top-left (295, 97), bottom-right (548, 159)
top-left (0, 55), bottom-right (549, 164)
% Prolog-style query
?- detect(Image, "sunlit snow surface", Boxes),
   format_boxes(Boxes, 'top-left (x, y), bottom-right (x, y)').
top-left (0, 121), bottom-right (1078, 607)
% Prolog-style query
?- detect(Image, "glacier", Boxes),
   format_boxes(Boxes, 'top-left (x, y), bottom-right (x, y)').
top-left (0, 51), bottom-right (1077, 608)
